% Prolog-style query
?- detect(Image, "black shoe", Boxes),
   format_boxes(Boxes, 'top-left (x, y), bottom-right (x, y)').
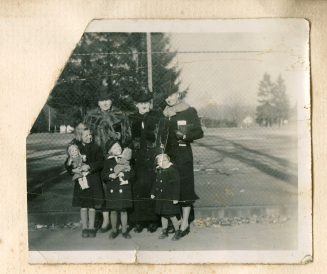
top-left (147, 223), bottom-right (159, 233)
top-left (171, 230), bottom-right (182, 241)
top-left (122, 231), bottom-right (131, 239)
top-left (109, 230), bottom-right (119, 239)
top-left (158, 229), bottom-right (169, 239)
top-left (172, 226), bottom-right (190, 241)
top-left (82, 229), bottom-right (89, 238)
top-left (98, 225), bottom-right (110, 233)
top-left (88, 229), bottom-right (96, 238)
top-left (167, 224), bottom-right (176, 234)
top-left (180, 226), bottom-right (190, 237)
top-left (133, 224), bottom-right (144, 233)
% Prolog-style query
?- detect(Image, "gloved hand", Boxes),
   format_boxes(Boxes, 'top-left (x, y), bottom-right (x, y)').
top-left (175, 130), bottom-right (185, 140)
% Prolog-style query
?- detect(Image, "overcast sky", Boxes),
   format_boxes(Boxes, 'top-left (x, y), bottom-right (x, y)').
top-left (168, 31), bottom-right (309, 109)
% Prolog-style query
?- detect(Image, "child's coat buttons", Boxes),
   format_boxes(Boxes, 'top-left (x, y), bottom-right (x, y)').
top-left (110, 189), bottom-right (113, 193)
top-left (119, 189), bottom-right (123, 193)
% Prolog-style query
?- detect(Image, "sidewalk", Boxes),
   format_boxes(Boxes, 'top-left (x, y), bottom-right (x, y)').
top-left (28, 217), bottom-right (297, 251)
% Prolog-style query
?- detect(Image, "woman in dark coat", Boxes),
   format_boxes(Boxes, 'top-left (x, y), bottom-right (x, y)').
top-left (84, 84), bottom-right (131, 232)
top-left (128, 91), bottom-right (164, 233)
top-left (163, 89), bottom-right (204, 239)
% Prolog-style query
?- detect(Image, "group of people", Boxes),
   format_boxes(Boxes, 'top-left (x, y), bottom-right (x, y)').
top-left (64, 85), bottom-right (204, 241)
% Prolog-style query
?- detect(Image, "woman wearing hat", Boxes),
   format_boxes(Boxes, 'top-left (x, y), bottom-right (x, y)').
top-left (84, 84), bottom-right (131, 232)
top-left (163, 89), bottom-right (204, 239)
top-left (128, 90), bottom-right (165, 233)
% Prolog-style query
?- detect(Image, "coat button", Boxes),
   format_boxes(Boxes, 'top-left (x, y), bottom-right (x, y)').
top-left (110, 168), bottom-right (113, 171)
top-left (160, 189), bottom-right (163, 192)
top-left (119, 189), bottom-right (123, 193)
top-left (110, 189), bottom-right (113, 193)
top-left (160, 180), bottom-right (163, 182)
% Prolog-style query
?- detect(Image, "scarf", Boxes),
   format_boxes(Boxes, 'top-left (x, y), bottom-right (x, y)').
top-left (163, 102), bottom-right (190, 118)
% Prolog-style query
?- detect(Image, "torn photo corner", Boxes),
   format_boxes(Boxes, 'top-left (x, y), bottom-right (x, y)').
top-left (27, 19), bottom-right (311, 264)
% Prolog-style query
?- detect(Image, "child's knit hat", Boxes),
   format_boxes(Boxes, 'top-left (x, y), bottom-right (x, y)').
top-left (105, 139), bottom-right (121, 154)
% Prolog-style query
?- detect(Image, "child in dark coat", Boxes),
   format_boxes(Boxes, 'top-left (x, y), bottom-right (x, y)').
top-left (101, 140), bottom-right (133, 239)
top-left (65, 128), bottom-right (104, 238)
top-left (151, 154), bottom-right (181, 240)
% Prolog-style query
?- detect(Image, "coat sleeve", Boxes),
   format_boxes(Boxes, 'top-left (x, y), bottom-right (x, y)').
top-left (121, 113), bottom-right (132, 148)
top-left (157, 115), bottom-right (170, 149)
top-left (184, 107), bottom-right (204, 142)
top-left (101, 161), bottom-right (111, 183)
top-left (88, 145), bottom-right (104, 173)
top-left (171, 168), bottom-right (180, 201)
top-left (151, 171), bottom-right (159, 196)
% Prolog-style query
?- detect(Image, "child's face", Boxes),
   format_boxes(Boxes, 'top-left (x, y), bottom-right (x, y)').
top-left (136, 102), bottom-right (151, 114)
top-left (109, 143), bottom-right (122, 156)
top-left (81, 130), bottom-right (92, 144)
top-left (157, 155), bottom-right (170, 169)
top-left (69, 146), bottom-right (79, 158)
top-left (98, 99), bottom-right (112, 112)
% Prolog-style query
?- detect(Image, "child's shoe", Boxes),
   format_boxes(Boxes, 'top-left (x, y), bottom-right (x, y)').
top-left (122, 231), bottom-right (131, 239)
top-left (88, 229), bottom-right (96, 238)
top-left (171, 230), bottom-right (182, 241)
top-left (109, 230), bottom-right (119, 239)
top-left (82, 229), bottom-right (89, 238)
top-left (158, 229), bottom-right (169, 239)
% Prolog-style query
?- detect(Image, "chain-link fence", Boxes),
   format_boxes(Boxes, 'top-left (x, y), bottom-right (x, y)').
top-left (27, 32), bottom-right (298, 217)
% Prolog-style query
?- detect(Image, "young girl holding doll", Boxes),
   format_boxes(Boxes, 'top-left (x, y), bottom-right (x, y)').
top-left (151, 153), bottom-right (181, 240)
top-left (66, 128), bottom-right (104, 238)
top-left (101, 140), bottom-right (133, 239)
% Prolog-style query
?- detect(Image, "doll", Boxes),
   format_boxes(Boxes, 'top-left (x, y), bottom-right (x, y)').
top-left (67, 144), bottom-right (90, 190)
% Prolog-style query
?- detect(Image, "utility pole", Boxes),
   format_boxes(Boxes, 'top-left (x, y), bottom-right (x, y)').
top-left (146, 32), bottom-right (153, 93)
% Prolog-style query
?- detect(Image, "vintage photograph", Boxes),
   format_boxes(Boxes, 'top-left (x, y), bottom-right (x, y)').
top-left (26, 19), bottom-right (311, 264)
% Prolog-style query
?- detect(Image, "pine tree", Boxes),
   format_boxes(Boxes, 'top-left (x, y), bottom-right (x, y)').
top-left (272, 75), bottom-right (290, 126)
top-left (256, 73), bottom-right (290, 127)
top-left (46, 32), bottom-right (183, 126)
top-left (256, 73), bottom-right (275, 127)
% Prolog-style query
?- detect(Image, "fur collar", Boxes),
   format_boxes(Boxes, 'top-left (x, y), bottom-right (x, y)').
top-left (163, 102), bottom-right (190, 118)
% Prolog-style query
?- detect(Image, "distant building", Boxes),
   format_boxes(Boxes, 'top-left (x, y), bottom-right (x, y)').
top-left (241, 116), bottom-right (255, 128)
top-left (59, 125), bottom-right (67, 134)
top-left (66, 125), bottom-right (74, 133)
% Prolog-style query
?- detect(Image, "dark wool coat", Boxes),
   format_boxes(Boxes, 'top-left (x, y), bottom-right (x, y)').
top-left (164, 107), bottom-right (204, 203)
top-left (101, 157), bottom-right (133, 210)
top-left (84, 107), bottom-right (131, 155)
top-left (65, 142), bottom-right (104, 209)
top-left (151, 165), bottom-right (181, 216)
top-left (128, 110), bottom-right (165, 222)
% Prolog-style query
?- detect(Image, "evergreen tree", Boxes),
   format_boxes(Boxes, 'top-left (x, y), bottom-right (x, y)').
top-left (272, 75), bottom-right (290, 126)
top-left (256, 73), bottom-right (290, 127)
top-left (256, 73), bottom-right (275, 126)
top-left (46, 32), bottom-right (183, 127)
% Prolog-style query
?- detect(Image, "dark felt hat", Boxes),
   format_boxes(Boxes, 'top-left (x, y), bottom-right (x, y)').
top-left (163, 84), bottom-right (179, 99)
top-left (97, 85), bottom-right (114, 101)
top-left (134, 92), bottom-right (153, 103)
